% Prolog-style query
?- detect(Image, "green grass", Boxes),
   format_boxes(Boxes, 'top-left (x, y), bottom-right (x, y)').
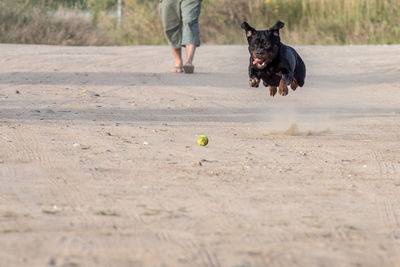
top-left (1, 0), bottom-right (399, 45)
top-left (2, 229), bottom-right (20, 234)
top-left (198, 0), bottom-right (400, 45)
top-left (42, 209), bottom-right (61, 215)
top-left (94, 210), bottom-right (119, 216)
top-left (143, 208), bottom-right (162, 216)
top-left (0, 0), bottom-right (115, 45)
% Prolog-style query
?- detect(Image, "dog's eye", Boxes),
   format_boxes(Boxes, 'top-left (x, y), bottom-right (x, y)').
top-left (263, 42), bottom-right (271, 48)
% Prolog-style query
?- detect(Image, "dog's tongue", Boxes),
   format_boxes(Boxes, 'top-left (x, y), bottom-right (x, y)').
top-left (253, 58), bottom-right (264, 65)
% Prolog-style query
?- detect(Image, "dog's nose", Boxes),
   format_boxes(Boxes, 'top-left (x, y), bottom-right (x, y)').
top-left (256, 49), bottom-right (263, 57)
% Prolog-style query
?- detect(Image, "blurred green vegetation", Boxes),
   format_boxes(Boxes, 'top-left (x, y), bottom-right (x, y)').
top-left (0, 0), bottom-right (115, 45)
top-left (1, 0), bottom-right (399, 45)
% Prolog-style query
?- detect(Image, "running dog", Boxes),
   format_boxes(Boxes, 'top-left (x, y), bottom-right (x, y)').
top-left (241, 21), bottom-right (306, 96)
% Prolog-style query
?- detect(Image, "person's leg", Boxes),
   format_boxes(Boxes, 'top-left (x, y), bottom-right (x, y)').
top-left (181, 0), bottom-right (201, 73)
top-left (171, 47), bottom-right (183, 73)
top-left (160, 0), bottom-right (184, 72)
top-left (185, 44), bottom-right (196, 66)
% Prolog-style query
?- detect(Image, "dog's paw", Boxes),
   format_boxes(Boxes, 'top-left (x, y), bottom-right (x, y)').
top-left (278, 80), bottom-right (289, 96)
top-left (279, 87), bottom-right (288, 96)
top-left (249, 77), bottom-right (260, 88)
top-left (269, 86), bottom-right (277, 97)
top-left (290, 79), bottom-right (298, 91)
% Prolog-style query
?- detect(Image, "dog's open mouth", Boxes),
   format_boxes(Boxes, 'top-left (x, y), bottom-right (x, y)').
top-left (253, 58), bottom-right (266, 69)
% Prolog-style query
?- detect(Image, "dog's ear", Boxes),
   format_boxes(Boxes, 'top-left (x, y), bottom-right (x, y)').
top-left (269, 21), bottom-right (284, 37)
top-left (241, 22), bottom-right (255, 38)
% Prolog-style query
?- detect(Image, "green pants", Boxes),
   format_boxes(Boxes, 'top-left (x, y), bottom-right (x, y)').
top-left (160, 0), bottom-right (202, 48)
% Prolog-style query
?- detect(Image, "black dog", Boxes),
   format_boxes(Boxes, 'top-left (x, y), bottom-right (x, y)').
top-left (241, 21), bottom-right (306, 96)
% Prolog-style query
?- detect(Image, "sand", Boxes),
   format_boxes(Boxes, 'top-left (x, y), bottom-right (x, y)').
top-left (0, 44), bottom-right (400, 266)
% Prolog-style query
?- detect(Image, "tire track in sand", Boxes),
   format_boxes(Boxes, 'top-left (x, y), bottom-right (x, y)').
top-left (1, 124), bottom-right (94, 221)
top-left (369, 149), bottom-right (400, 244)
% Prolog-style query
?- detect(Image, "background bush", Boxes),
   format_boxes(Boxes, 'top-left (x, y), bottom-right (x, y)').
top-left (0, 0), bottom-right (115, 45)
top-left (1, 0), bottom-right (399, 46)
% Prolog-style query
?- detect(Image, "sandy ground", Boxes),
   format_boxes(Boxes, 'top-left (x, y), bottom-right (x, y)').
top-left (0, 44), bottom-right (400, 267)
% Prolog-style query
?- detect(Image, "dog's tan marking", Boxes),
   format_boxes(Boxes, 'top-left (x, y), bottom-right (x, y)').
top-left (251, 51), bottom-right (257, 60)
top-left (290, 78), bottom-right (298, 91)
top-left (269, 86), bottom-right (277, 97)
top-left (279, 79), bottom-right (289, 96)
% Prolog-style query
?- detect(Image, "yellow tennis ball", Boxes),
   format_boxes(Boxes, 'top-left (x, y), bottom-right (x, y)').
top-left (197, 135), bottom-right (208, 146)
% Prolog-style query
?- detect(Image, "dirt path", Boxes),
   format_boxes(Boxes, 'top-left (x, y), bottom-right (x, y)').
top-left (0, 44), bottom-right (400, 266)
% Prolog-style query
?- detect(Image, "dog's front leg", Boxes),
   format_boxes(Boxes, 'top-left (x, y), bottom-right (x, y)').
top-left (269, 86), bottom-right (278, 97)
top-left (249, 75), bottom-right (260, 87)
top-left (248, 58), bottom-right (260, 88)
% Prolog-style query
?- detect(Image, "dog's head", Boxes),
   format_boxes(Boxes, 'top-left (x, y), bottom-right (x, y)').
top-left (241, 21), bottom-right (284, 69)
